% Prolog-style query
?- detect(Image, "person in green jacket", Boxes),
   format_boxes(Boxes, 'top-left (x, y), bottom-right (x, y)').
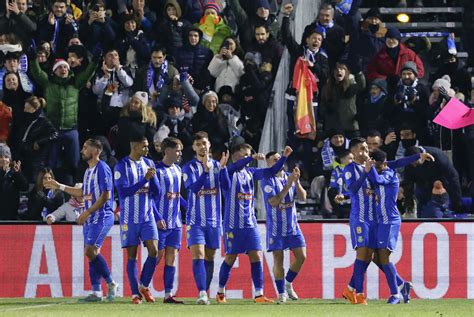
top-left (198, 1), bottom-right (232, 55)
top-left (29, 55), bottom-right (97, 182)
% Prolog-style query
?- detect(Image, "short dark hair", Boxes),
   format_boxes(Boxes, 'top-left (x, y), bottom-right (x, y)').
top-left (230, 143), bottom-right (252, 155)
top-left (371, 148), bottom-right (387, 163)
top-left (349, 137), bottom-right (366, 150)
top-left (161, 137), bottom-right (183, 151)
top-left (405, 145), bottom-right (422, 156)
top-left (129, 134), bottom-right (147, 143)
top-left (265, 151), bottom-right (278, 159)
top-left (335, 150), bottom-right (352, 164)
top-left (399, 122), bottom-right (416, 133)
top-left (86, 138), bottom-right (103, 152)
top-left (366, 129), bottom-right (382, 138)
top-left (193, 131), bottom-right (209, 142)
top-left (151, 46), bottom-right (167, 55)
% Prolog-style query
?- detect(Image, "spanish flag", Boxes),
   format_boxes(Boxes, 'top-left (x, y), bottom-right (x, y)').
top-left (293, 57), bottom-right (318, 139)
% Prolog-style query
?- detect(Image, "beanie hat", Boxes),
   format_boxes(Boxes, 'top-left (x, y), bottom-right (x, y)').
top-left (400, 61), bottom-right (418, 77)
top-left (365, 7), bottom-right (381, 20)
top-left (204, 1), bottom-right (221, 15)
top-left (370, 78), bottom-right (387, 94)
top-left (52, 59), bottom-right (70, 72)
top-left (432, 75), bottom-right (451, 92)
top-left (132, 91), bottom-right (149, 105)
top-left (385, 27), bottom-right (401, 42)
top-left (326, 128), bottom-right (345, 139)
top-left (202, 90), bottom-right (219, 105)
top-left (255, 0), bottom-right (270, 10)
top-left (165, 96), bottom-right (183, 109)
top-left (0, 144), bottom-right (11, 159)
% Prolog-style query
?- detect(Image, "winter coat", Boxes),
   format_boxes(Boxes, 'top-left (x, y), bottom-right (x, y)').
top-left (208, 54), bottom-right (244, 92)
top-left (155, 0), bottom-right (191, 54)
top-left (174, 43), bottom-right (213, 90)
top-left (0, 168), bottom-right (28, 220)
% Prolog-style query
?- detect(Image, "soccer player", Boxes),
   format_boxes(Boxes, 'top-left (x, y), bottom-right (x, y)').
top-left (261, 152), bottom-right (307, 304)
top-left (154, 137), bottom-right (186, 304)
top-left (45, 138), bottom-right (118, 302)
top-left (182, 131), bottom-right (230, 305)
top-left (216, 143), bottom-right (293, 304)
top-left (114, 135), bottom-right (162, 304)
top-left (366, 149), bottom-right (433, 304)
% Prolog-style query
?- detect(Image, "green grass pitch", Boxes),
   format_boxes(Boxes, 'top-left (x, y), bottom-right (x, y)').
top-left (0, 298), bottom-right (473, 317)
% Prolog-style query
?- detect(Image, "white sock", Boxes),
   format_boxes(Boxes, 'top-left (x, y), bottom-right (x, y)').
top-left (218, 287), bottom-right (225, 294)
top-left (255, 290), bottom-right (263, 297)
top-left (199, 290), bottom-right (207, 297)
top-left (92, 291), bottom-right (102, 297)
top-left (165, 292), bottom-right (172, 298)
top-left (347, 285), bottom-right (354, 291)
top-left (392, 293), bottom-right (401, 298)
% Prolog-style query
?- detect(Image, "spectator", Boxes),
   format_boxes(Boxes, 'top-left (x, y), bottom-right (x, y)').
top-left (24, 167), bottom-right (64, 220)
top-left (420, 180), bottom-right (454, 218)
top-left (208, 35), bottom-right (245, 93)
top-left (116, 13), bottom-right (150, 75)
top-left (154, 0), bottom-right (191, 57)
top-left (358, 78), bottom-right (389, 134)
top-left (367, 27), bottom-right (424, 85)
top-left (46, 195), bottom-right (84, 224)
top-left (314, 128), bottom-right (349, 181)
top-left (320, 63), bottom-right (366, 138)
top-left (0, 101), bottom-right (12, 143)
top-left (29, 55), bottom-right (98, 183)
top-left (404, 145), bottom-right (464, 215)
top-left (198, 0), bottom-right (232, 54)
top-left (383, 123), bottom-right (421, 161)
top-left (0, 144), bottom-right (28, 220)
top-left (78, 0), bottom-right (117, 53)
top-left (192, 90), bottom-right (229, 156)
top-left (115, 91), bottom-right (157, 159)
top-left (151, 125), bottom-right (170, 162)
top-left (174, 26), bottom-right (213, 92)
top-left (18, 96), bottom-right (58, 182)
top-left (92, 48), bottom-right (134, 134)
top-left (37, 0), bottom-right (78, 58)
top-left (118, 0), bottom-right (157, 35)
top-left (228, 0), bottom-right (280, 50)
top-left (0, 0), bottom-right (37, 47)
top-left (249, 24), bottom-right (283, 80)
top-left (366, 130), bottom-right (384, 152)
top-left (0, 51), bottom-right (34, 100)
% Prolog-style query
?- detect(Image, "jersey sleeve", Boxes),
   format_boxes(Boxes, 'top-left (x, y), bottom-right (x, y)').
top-left (98, 162), bottom-right (113, 193)
top-left (251, 156), bottom-right (287, 181)
top-left (113, 162), bottom-right (128, 187)
top-left (261, 178), bottom-right (278, 203)
top-left (343, 164), bottom-right (367, 194)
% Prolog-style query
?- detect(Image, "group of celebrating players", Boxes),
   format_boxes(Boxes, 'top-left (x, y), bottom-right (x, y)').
top-left (44, 131), bottom-right (434, 305)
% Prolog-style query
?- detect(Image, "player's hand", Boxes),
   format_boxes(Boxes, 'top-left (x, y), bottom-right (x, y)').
top-left (252, 153), bottom-right (265, 160)
top-left (46, 216), bottom-right (55, 225)
top-left (12, 160), bottom-right (21, 173)
top-left (334, 194), bottom-right (345, 204)
top-left (44, 179), bottom-right (60, 190)
top-left (76, 210), bottom-right (91, 225)
top-left (220, 150), bottom-right (229, 168)
top-left (145, 167), bottom-right (156, 180)
top-left (364, 159), bottom-right (374, 173)
top-left (157, 220), bottom-right (166, 230)
top-left (384, 132), bottom-right (396, 145)
top-left (282, 146), bottom-right (293, 157)
top-left (420, 153), bottom-right (435, 163)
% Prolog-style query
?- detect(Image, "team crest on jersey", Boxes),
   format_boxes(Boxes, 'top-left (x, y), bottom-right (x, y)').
top-left (183, 173), bottom-right (188, 182)
top-left (345, 171), bottom-right (351, 179)
top-left (122, 233), bottom-right (127, 241)
top-left (264, 185), bottom-right (273, 194)
top-left (269, 238), bottom-right (274, 245)
top-left (356, 226), bottom-right (362, 234)
top-left (114, 171), bottom-right (121, 180)
top-left (122, 224), bottom-right (128, 231)
top-left (214, 167), bottom-right (219, 174)
top-left (358, 236), bottom-right (363, 243)
top-left (227, 240), bottom-right (232, 249)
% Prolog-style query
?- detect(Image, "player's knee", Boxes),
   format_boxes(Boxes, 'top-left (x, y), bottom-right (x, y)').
top-left (297, 252), bottom-right (306, 264)
top-left (84, 247), bottom-right (97, 260)
top-left (149, 247), bottom-right (158, 258)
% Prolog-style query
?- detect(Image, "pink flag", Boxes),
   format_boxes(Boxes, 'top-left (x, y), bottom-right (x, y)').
top-left (433, 97), bottom-right (474, 129)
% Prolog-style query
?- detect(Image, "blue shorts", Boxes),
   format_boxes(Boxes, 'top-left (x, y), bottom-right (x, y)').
top-left (158, 227), bottom-right (182, 250)
top-left (83, 216), bottom-right (114, 248)
top-left (186, 225), bottom-right (221, 250)
top-left (350, 220), bottom-right (377, 250)
top-left (267, 231), bottom-right (306, 252)
top-left (376, 223), bottom-right (401, 252)
top-left (120, 220), bottom-right (158, 248)
top-left (224, 227), bottom-right (262, 254)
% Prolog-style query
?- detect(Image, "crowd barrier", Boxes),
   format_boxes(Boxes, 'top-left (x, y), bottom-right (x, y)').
top-left (1, 221), bottom-right (473, 299)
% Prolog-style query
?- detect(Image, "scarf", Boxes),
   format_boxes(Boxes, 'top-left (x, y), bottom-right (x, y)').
top-left (370, 92), bottom-right (386, 104)
top-left (335, 0), bottom-right (353, 15)
top-left (321, 138), bottom-right (349, 170)
top-left (304, 48), bottom-right (320, 64)
top-left (316, 19), bottom-right (335, 32)
top-left (146, 60), bottom-right (168, 92)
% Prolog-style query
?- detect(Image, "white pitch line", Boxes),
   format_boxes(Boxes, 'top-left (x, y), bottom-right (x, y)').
top-left (1, 301), bottom-right (73, 312)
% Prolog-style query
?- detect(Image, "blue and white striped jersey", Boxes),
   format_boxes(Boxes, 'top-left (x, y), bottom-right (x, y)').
top-left (222, 156), bottom-right (287, 230)
top-left (343, 162), bottom-right (376, 223)
top-left (155, 161), bottom-right (182, 229)
top-left (261, 172), bottom-right (301, 237)
top-left (182, 158), bottom-right (223, 228)
top-left (82, 160), bottom-right (114, 225)
top-left (114, 156), bottom-right (157, 224)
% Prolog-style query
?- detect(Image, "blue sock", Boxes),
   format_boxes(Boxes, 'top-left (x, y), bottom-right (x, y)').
top-left (383, 263), bottom-right (399, 295)
top-left (251, 261), bottom-right (263, 292)
top-left (127, 259), bottom-right (139, 295)
top-left (285, 269), bottom-right (298, 283)
top-left (204, 260), bottom-right (214, 291)
top-left (140, 256), bottom-right (158, 288)
top-left (88, 263), bottom-right (101, 292)
top-left (192, 259), bottom-right (206, 291)
top-left (90, 254), bottom-right (112, 284)
top-left (375, 261), bottom-right (404, 286)
top-left (349, 261), bottom-right (368, 289)
top-left (275, 279), bottom-right (285, 294)
top-left (353, 259), bottom-right (366, 293)
top-left (164, 265), bottom-right (175, 293)
top-left (218, 261), bottom-right (233, 289)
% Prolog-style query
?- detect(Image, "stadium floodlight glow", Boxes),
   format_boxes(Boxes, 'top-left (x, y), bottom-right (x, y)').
top-left (397, 13), bottom-right (410, 23)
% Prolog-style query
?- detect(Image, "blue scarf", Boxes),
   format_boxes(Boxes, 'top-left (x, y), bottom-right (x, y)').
top-left (146, 59), bottom-right (168, 92)
top-left (336, 0), bottom-right (352, 15)
top-left (321, 138), bottom-right (337, 170)
top-left (370, 92), bottom-right (386, 104)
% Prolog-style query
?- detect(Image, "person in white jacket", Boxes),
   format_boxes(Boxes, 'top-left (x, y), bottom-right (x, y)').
top-left (208, 36), bottom-right (245, 93)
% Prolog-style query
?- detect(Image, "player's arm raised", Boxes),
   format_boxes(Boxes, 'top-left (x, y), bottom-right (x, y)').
top-left (293, 167), bottom-right (307, 201)
top-left (44, 179), bottom-right (83, 197)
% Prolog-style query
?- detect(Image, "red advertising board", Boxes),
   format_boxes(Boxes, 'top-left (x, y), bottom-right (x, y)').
top-left (0, 222), bottom-right (473, 299)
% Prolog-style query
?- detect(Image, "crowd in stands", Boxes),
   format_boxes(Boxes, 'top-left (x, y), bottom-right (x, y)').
top-left (0, 0), bottom-right (473, 221)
